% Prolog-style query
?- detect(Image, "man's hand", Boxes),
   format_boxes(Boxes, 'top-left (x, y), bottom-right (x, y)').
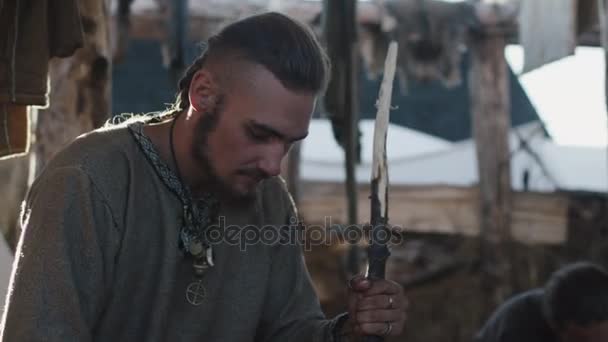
top-left (343, 275), bottom-right (408, 337)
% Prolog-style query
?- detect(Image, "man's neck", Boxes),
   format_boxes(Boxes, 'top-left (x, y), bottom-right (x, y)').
top-left (143, 115), bottom-right (209, 193)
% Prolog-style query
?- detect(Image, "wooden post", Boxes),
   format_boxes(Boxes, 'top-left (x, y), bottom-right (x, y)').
top-left (323, 0), bottom-right (361, 275)
top-left (599, 0), bottom-right (608, 233)
top-left (34, 0), bottom-right (112, 172)
top-left (468, 2), bottom-right (518, 316)
top-left (166, 0), bottom-right (188, 87)
top-left (602, 1), bottom-right (608, 104)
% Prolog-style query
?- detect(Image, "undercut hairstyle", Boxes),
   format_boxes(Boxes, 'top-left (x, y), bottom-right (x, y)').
top-left (543, 262), bottom-right (608, 330)
top-left (172, 12), bottom-right (330, 111)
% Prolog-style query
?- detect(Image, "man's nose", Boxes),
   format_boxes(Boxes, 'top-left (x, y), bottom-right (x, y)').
top-left (258, 144), bottom-right (286, 177)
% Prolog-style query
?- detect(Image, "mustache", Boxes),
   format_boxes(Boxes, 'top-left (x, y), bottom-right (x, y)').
top-left (237, 168), bottom-right (269, 181)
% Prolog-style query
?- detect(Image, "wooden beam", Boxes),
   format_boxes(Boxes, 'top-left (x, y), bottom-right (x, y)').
top-left (298, 183), bottom-right (568, 246)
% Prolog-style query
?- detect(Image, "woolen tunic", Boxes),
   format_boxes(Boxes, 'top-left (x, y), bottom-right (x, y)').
top-left (1, 122), bottom-right (344, 341)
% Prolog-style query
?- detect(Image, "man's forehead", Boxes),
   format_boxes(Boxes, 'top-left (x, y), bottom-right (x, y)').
top-left (247, 119), bottom-right (309, 142)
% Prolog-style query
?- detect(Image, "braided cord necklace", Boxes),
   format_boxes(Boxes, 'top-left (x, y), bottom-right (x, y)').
top-left (127, 113), bottom-right (219, 305)
top-left (169, 113), bottom-right (220, 306)
top-left (169, 113), bottom-right (218, 274)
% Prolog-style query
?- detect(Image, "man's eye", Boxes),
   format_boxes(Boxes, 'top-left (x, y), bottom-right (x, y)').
top-left (248, 129), bottom-right (271, 142)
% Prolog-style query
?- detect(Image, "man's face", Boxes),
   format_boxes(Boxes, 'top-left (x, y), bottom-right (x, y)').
top-left (559, 321), bottom-right (608, 342)
top-left (191, 65), bottom-right (315, 201)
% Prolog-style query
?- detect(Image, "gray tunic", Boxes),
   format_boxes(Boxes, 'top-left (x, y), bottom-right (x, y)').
top-left (0, 122), bottom-right (345, 341)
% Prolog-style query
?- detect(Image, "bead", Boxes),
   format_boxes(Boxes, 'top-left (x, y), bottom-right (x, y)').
top-left (189, 241), bottom-right (204, 256)
top-left (193, 258), bottom-right (209, 277)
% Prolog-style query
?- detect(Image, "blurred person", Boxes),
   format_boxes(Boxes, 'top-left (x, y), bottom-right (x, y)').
top-left (475, 261), bottom-right (608, 342)
top-left (0, 12), bottom-right (407, 341)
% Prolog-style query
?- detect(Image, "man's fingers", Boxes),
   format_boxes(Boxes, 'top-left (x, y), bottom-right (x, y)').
top-left (346, 279), bottom-right (409, 338)
top-left (348, 274), bottom-right (371, 292)
top-left (354, 321), bottom-right (404, 336)
top-left (347, 290), bottom-right (358, 315)
top-left (362, 279), bottom-right (402, 297)
top-left (355, 309), bottom-right (405, 324)
top-left (357, 294), bottom-right (408, 311)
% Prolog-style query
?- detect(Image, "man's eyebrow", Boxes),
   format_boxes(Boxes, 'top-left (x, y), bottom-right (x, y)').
top-left (249, 120), bottom-right (308, 142)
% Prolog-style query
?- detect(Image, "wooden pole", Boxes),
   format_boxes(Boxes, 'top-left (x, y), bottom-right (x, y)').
top-left (167, 0), bottom-right (188, 87)
top-left (35, 0), bottom-right (112, 172)
top-left (602, 1), bottom-right (608, 103)
top-left (598, 0), bottom-right (608, 234)
top-left (323, 0), bottom-right (361, 274)
top-left (468, 3), bottom-right (517, 316)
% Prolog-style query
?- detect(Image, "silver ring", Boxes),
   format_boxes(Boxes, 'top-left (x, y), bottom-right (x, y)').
top-left (382, 322), bottom-right (393, 336)
top-left (388, 296), bottom-right (394, 309)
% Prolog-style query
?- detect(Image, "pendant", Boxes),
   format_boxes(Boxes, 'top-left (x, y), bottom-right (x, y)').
top-left (193, 256), bottom-right (209, 277)
top-left (186, 247), bottom-right (214, 306)
top-left (186, 279), bottom-right (207, 306)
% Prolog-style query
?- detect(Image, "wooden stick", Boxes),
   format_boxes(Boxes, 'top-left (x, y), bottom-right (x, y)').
top-left (365, 41), bottom-right (398, 342)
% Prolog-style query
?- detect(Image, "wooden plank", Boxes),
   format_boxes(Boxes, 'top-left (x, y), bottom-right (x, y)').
top-left (298, 183), bottom-right (568, 245)
top-left (125, 14), bottom-right (222, 42)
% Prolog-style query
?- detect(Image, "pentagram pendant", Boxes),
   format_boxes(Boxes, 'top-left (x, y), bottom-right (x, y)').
top-left (186, 280), bottom-right (207, 306)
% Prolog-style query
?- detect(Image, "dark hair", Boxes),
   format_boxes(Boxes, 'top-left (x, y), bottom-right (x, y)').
top-left (543, 262), bottom-right (608, 330)
top-left (173, 12), bottom-right (330, 111)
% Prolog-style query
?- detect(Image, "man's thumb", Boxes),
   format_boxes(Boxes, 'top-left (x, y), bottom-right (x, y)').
top-left (349, 275), bottom-right (371, 291)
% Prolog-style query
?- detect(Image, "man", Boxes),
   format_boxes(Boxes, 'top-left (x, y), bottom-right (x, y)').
top-left (475, 262), bottom-right (608, 342)
top-left (0, 12), bottom-right (407, 341)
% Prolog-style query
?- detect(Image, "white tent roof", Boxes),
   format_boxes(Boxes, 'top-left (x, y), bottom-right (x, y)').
top-left (301, 119), bottom-right (607, 193)
top-left (302, 119), bottom-right (452, 164)
top-left (507, 45), bottom-right (607, 147)
top-left (300, 46), bottom-right (608, 193)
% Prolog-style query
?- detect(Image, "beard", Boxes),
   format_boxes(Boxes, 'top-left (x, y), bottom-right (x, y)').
top-left (190, 107), bottom-right (258, 207)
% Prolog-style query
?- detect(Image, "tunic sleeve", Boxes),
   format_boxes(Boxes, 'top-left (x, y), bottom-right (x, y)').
top-left (0, 166), bottom-right (120, 342)
top-left (255, 178), bottom-right (348, 342)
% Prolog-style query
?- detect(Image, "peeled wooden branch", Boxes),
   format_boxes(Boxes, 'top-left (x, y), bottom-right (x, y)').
top-left (365, 41), bottom-right (398, 342)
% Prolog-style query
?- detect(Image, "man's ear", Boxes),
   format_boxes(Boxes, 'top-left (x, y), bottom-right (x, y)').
top-left (188, 69), bottom-right (219, 113)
